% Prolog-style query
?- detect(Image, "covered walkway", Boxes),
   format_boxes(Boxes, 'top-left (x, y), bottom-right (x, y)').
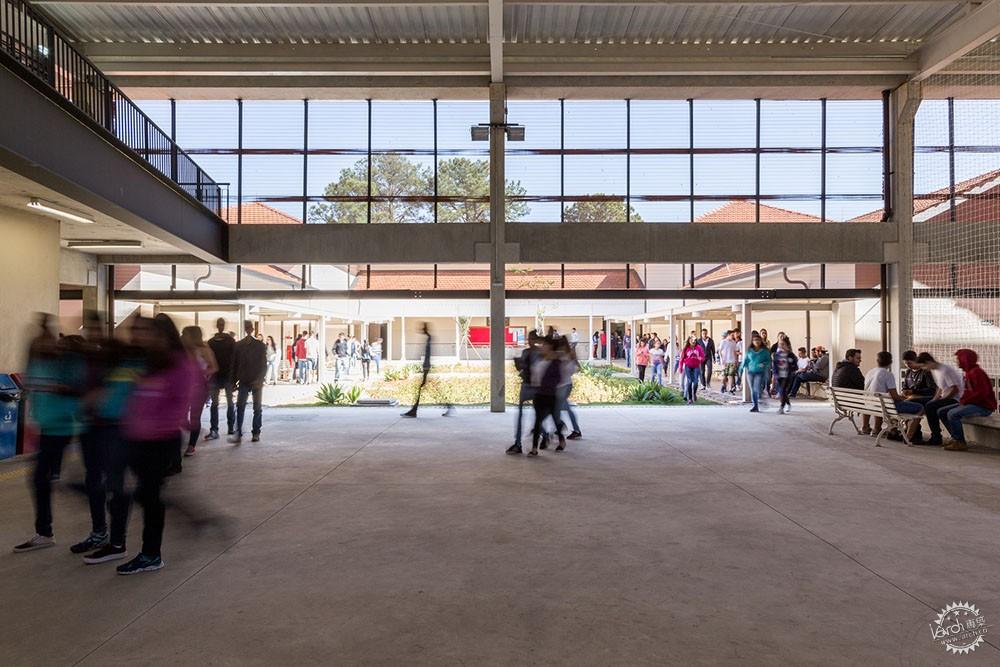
top-left (2, 405), bottom-right (998, 665)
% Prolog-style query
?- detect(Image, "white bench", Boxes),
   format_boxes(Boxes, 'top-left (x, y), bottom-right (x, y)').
top-left (828, 386), bottom-right (922, 447)
top-left (963, 414), bottom-right (1000, 450)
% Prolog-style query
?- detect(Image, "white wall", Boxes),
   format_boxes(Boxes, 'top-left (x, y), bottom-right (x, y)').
top-left (0, 208), bottom-right (60, 373)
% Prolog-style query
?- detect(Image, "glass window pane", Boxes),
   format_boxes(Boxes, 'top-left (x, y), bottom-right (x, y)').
top-left (761, 100), bottom-right (821, 148)
top-left (694, 100), bottom-right (755, 148)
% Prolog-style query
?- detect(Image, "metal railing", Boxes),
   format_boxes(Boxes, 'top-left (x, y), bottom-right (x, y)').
top-left (0, 0), bottom-right (222, 215)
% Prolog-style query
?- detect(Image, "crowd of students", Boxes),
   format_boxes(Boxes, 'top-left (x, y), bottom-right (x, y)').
top-left (830, 347), bottom-right (997, 450)
top-left (509, 330), bottom-right (582, 456)
top-left (286, 332), bottom-right (384, 384)
top-left (12, 313), bottom-right (265, 574)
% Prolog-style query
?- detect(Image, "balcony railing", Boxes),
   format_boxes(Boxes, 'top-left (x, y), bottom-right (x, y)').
top-left (0, 0), bottom-right (222, 215)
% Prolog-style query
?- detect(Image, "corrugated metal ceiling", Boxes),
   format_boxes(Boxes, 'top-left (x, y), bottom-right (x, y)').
top-left (37, 2), bottom-right (965, 46)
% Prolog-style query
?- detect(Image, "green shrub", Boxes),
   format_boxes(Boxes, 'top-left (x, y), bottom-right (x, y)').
top-left (578, 363), bottom-right (614, 379)
top-left (345, 384), bottom-right (363, 404)
top-left (316, 383), bottom-right (347, 405)
top-left (626, 381), bottom-right (685, 404)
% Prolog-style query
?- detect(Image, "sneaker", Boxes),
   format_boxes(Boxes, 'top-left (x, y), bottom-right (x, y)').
top-left (251, 434), bottom-right (260, 443)
top-left (567, 431), bottom-right (582, 440)
top-left (555, 435), bottom-right (567, 452)
top-left (117, 553), bottom-right (164, 575)
top-left (228, 434), bottom-right (242, 445)
top-left (506, 444), bottom-right (522, 455)
top-left (528, 447), bottom-right (539, 457)
top-left (83, 543), bottom-right (127, 564)
top-left (13, 534), bottom-right (54, 553)
top-left (944, 441), bottom-right (969, 452)
top-left (927, 434), bottom-right (943, 447)
top-left (204, 430), bottom-right (219, 441)
top-left (70, 532), bottom-right (108, 554)
top-left (401, 410), bottom-right (417, 418)
top-left (749, 407), bottom-right (759, 413)
top-left (442, 406), bottom-right (456, 417)
top-left (184, 445), bottom-right (197, 457)
top-left (227, 429), bottom-right (236, 435)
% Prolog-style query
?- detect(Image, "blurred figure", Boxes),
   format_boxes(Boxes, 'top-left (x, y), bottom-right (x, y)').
top-left (528, 335), bottom-right (566, 456)
top-left (13, 315), bottom-right (87, 553)
top-left (182, 326), bottom-right (218, 457)
top-left (555, 335), bottom-right (582, 441)
top-left (333, 333), bottom-right (349, 381)
top-left (206, 318), bottom-right (235, 440)
top-left (305, 331), bottom-right (320, 383)
top-left (360, 339), bottom-right (372, 380)
top-left (231, 320), bottom-right (268, 444)
top-left (508, 330), bottom-right (541, 455)
top-left (111, 315), bottom-right (197, 574)
top-left (371, 337), bottom-right (383, 374)
top-left (402, 323), bottom-right (452, 418)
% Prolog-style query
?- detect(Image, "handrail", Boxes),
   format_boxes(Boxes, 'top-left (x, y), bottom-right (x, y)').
top-left (0, 0), bottom-right (222, 216)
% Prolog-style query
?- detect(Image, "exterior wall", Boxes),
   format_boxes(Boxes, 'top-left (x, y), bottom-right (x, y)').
top-left (0, 208), bottom-right (60, 373)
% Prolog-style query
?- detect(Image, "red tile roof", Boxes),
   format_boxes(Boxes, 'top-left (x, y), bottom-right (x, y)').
top-left (696, 200), bottom-right (822, 224)
top-left (849, 169), bottom-right (1000, 222)
top-left (220, 202), bottom-right (303, 225)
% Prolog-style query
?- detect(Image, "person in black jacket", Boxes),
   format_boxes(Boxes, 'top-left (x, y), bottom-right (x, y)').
top-left (697, 328), bottom-right (716, 390)
top-left (507, 330), bottom-right (541, 455)
top-left (206, 318), bottom-right (236, 440)
top-left (901, 349), bottom-right (936, 404)
top-left (831, 349), bottom-right (864, 390)
top-left (230, 320), bottom-right (267, 443)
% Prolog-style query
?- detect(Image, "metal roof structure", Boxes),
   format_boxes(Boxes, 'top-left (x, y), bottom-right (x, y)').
top-left (24, 0), bottom-right (1000, 99)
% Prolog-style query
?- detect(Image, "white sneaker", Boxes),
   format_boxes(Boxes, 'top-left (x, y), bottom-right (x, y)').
top-left (13, 534), bottom-right (55, 552)
top-left (783, 404), bottom-right (791, 414)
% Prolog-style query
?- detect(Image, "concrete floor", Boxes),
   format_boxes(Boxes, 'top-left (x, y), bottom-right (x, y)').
top-left (1, 403), bottom-right (1000, 666)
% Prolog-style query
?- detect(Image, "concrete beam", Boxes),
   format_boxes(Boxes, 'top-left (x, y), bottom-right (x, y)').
top-left (0, 62), bottom-right (226, 261)
top-left (29, 0), bottom-right (964, 5)
top-left (914, 0), bottom-right (1000, 80)
top-left (508, 223), bottom-right (898, 265)
top-left (488, 0), bottom-right (503, 83)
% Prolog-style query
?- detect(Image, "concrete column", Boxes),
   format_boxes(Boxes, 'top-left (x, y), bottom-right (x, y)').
top-left (318, 315), bottom-right (328, 383)
top-left (454, 316), bottom-right (461, 361)
top-left (742, 302), bottom-right (753, 403)
top-left (830, 301), bottom-right (857, 368)
top-left (386, 319), bottom-right (393, 362)
top-left (667, 311), bottom-right (675, 383)
top-left (588, 314), bottom-right (594, 361)
top-left (629, 319), bottom-right (636, 373)
top-left (400, 315), bottom-right (407, 361)
top-left (604, 317), bottom-right (610, 363)
top-left (888, 82), bottom-right (922, 375)
top-left (489, 82), bottom-right (507, 412)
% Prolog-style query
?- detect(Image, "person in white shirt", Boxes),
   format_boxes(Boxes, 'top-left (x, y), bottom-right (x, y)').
top-left (718, 330), bottom-right (740, 394)
top-left (917, 351), bottom-right (964, 446)
top-left (795, 347), bottom-right (811, 372)
top-left (863, 351), bottom-right (924, 439)
top-left (304, 332), bottom-right (320, 384)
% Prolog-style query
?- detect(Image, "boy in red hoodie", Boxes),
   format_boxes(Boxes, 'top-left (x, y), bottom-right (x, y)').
top-left (939, 349), bottom-right (997, 451)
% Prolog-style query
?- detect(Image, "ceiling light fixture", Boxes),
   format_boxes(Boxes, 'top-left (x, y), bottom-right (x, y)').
top-left (65, 240), bottom-right (142, 249)
top-left (27, 198), bottom-right (95, 224)
top-left (470, 123), bottom-right (526, 142)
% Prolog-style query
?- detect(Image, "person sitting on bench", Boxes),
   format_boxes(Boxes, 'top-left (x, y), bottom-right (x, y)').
top-left (863, 351), bottom-right (924, 440)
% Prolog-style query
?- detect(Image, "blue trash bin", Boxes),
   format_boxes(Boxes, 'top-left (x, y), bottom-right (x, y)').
top-left (0, 374), bottom-right (22, 460)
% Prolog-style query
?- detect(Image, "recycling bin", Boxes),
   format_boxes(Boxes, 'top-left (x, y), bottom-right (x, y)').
top-left (0, 374), bottom-right (21, 460)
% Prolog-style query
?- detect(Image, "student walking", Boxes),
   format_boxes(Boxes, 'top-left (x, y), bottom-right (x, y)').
top-left (181, 326), bottom-right (218, 458)
top-left (113, 315), bottom-right (198, 575)
top-left (508, 331), bottom-right (541, 454)
top-left (371, 338), bottom-right (383, 375)
top-left (402, 323), bottom-right (452, 418)
top-left (740, 333), bottom-right (771, 413)
top-left (360, 340), bottom-right (372, 380)
top-left (650, 341), bottom-right (665, 385)
top-left (772, 338), bottom-right (797, 414)
top-left (230, 321), bottom-right (268, 444)
top-left (206, 318), bottom-right (235, 439)
top-left (529, 337), bottom-right (566, 456)
top-left (635, 340), bottom-right (650, 382)
top-left (679, 336), bottom-right (706, 404)
top-left (697, 329), bottom-right (716, 390)
top-left (554, 336), bottom-right (582, 441)
top-left (265, 335), bottom-right (279, 385)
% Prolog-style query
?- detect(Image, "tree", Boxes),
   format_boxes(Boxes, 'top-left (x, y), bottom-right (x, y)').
top-left (437, 158), bottom-right (529, 224)
top-left (308, 154), bottom-right (432, 224)
top-left (308, 154), bottom-right (530, 224)
top-left (563, 197), bottom-right (643, 223)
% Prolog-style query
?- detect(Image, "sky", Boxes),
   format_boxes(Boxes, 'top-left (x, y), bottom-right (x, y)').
top-left (134, 98), bottom-right (1000, 224)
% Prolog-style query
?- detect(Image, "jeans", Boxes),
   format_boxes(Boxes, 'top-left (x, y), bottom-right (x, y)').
top-left (683, 366), bottom-right (700, 402)
top-left (266, 359), bottom-right (278, 384)
top-left (924, 397), bottom-right (959, 437)
top-left (651, 361), bottom-right (663, 385)
top-left (32, 434), bottom-right (71, 537)
top-left (187, 382), bottom-right (208, 449)
top-left (748, 372), bottom-right (765, 410)
top-left (80, 424), bottom-right (126, 535)
top-left (637, 364), bottom-right (647, 382)
top-left (556, 384), bottom-right (581, 434)
top-left (777, 375), bottom-right (794, 408)
top-left (124, 436), bottom-right (176, 558)
top-left (209, 378), bottom-right (235, 434)
top-left (514, 384), bottom-right (535, 446)
top-left (236, 381), bottom-right (264, 436)
top-left (372, 354), bottom-right (381, 374)
top-left (789, 371), bottom-right (825, 397)
top-left (334, 356), bottom-right (348, 381)
top-left (940, 404), bottom-right (993, 443)
top-left (625, 348), bottom-right (631, 368)
top-left (700, 360), bottom-right (713, 389)
top-left (361, 359), bottom-right (370, 380)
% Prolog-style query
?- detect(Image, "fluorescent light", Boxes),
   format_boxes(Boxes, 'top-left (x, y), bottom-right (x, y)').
top-left (470, 125), bottom-right (490, 141)
top-left (505, 125), bottom-right (525, 142)
top-left (66, 240), bottom-right (142, 249)
top-left (27, 199), bottom-right (95, 224)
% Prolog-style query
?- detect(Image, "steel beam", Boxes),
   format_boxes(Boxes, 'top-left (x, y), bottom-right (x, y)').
top-left (914, 0), bottom-right (1000, 80)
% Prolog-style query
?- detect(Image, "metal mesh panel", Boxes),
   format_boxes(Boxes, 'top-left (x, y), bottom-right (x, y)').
top-left (914, 39), bottom-right (1000, 376)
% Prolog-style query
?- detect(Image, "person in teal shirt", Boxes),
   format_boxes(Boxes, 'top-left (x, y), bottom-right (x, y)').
top-left (739, 332), bottom-right (772, 413)
top-left (14, 324), bottom-right (87, 553)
